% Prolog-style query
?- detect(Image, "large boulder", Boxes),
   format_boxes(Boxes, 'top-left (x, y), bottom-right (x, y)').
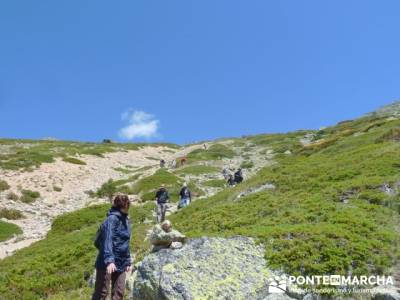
top-left (372, 285), bottom-right (400, 300)
top-left (131, 236), bottom-right (294, 300)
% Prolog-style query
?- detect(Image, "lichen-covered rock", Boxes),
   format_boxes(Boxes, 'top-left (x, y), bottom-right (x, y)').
top-left (132, 236), bottom-right (293, 300)
top-left (372, 285), bottom-right (400, 300)
top-left (150, 224), bottom-right (186, 252)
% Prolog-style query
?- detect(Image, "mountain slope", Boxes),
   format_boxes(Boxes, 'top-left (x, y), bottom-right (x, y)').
top-left (0, 102), bottom-right (399, 299)
top-left (172, 113), bottom-right (400, 278)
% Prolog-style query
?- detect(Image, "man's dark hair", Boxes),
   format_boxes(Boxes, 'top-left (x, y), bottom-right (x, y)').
top-left (113, 194), bottom-right (130, 210)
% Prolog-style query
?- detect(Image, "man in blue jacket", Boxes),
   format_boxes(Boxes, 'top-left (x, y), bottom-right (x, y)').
top-left (92, 194), bottom-right (132, 300)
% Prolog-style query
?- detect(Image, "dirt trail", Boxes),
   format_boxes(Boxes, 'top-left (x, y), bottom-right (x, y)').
top-left (164, 142), bottom-right (276, 219)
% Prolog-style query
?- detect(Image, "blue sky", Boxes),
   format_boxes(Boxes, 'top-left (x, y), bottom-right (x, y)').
top-left (0, 1), bottom-right (399, 144)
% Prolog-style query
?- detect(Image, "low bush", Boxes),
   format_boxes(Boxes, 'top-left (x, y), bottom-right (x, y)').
top-left (0, 180), bottom-right (10, 192)
top-left (376, 128), bottom-right (400, 143)
top-left (203, 179), bottom-right (226, 188)
top-left (6, 192), bottom-right (19, 201)
top-left (0, 208), bottom-right (25, 220)
top-left (187, 144), bottom-right (235, 162)
top-left (176, 165), bottom-right (219, 175)
top-left (20, 189), bottom-right (40, 203)
top-left (62, 157), bottom-right (87, 165)
top-left (0, 220), bottom-right (22, 242)
top-left (95, 179), bottom-right (117, 200)
top-left (240, 160), bottom-right (254, 169)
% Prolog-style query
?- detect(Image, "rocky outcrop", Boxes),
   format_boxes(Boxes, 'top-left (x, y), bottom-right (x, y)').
top-left (371, 285), bottom-right (400, 300)
top-left (149, 224), bottom-right (186, 252)
top-left (131, 236), bottom-right (293, 300)
top-left (236, 183), bottom-right (276, 200)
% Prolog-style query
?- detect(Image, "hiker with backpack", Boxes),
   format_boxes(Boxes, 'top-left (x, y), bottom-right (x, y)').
top-left (227, 174), bottom-right (236, 186)
top-left (92, 194), bottom-right (132, 300)
top-left (222, 168), bottom-right (230, 180)
top-left (160, 159), bottom-right (166, 168)
top-left (180, 156), bottom-right (187, 167)
top-left (156, 184), bottom-right (170, 223)
top-left (178, 182), bottom-right (191, 209)
top-left (234, 168), bottom-right (244, 184)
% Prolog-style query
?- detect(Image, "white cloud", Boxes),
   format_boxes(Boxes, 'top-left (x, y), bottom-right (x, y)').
top-left (118, 110), bottom-right (160, 140)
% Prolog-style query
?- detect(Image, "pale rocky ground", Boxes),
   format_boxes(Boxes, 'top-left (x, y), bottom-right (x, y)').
top-left (0, 146), bottom-right (183, 259)
top-left (0, 141), bottom-right (274, 259)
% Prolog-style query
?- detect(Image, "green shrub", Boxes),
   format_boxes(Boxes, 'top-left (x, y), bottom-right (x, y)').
top-left (62, 157), bottom-right (87, 165)
top-left (50, 204), bottom-right (109, 236)
top-left (6, 192), bottom-right (19, 201)
top-left (95, 179), bottom-right (117, 200)
top-left (145, 156), bottom-right (160, 161)
top-left (203, 179), bottom-right (226, 188)
top-left (376, 128), bottom-right (400, 143)
top-left (240, 160), bottom-right (254, 169)
top-left (53, 186), bottom-right (62, 192)
top-left (20, 189), bottom-right (40, 203)
top-left (0, 180), bottom-right (10, 192)
top-left (187, 144), bottom-right (235, 162)
top-left (358, 190), bottom-right (386, 205)
top-left (0, 208), bottom-right (24, 220)
top-left (95, 174), bottom-right (141, 199)
top-left (47, 286), bottom-right (93, 300)
top-left (299, 137), bottom-right (339, 155)
top-left (176, 165), bottom-right (219, 175)
top-left (0, 147), bottom-right (54, 170)
top-left (113, 167), bottom-right (134, 174)
top-left (0, 220), bottom-right (22, 242)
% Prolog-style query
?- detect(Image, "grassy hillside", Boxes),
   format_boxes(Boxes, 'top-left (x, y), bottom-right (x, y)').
top-left (171, 115), bottom-right (400, 279)
top-left (0, 139), bottom-right (179, 171)
top-left (0, 110), bottom-right (399, 298)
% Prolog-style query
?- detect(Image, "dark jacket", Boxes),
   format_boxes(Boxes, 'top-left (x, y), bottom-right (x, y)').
top-left (95, 208), bottom-right (131, 272)
top-left (227, 175), bottom-right (236, 186)
top-left (156, 188), bottom-right (169, 204)
top-left (234, 170), bottom-right (243, 183)
top-left (179, 187), bottom-right (191, 200)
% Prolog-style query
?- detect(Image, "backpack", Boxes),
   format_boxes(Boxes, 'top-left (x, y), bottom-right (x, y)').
top-left (158, 190), bottom-right (168, 203)
top-left (94, 221), bottom-right (106, 249)
top-left (183, 187), bottom-right (190, 198)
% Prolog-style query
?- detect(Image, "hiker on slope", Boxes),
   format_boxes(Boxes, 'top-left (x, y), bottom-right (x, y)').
top-left (222, 168), bottom-right (230, 180)
top-left (178, 182), bottom-right (191, 209)
top-left (92, 194), bottom-right (132, 300)
top-left (160, 159), bottom-right (166, 168)
top-left (227, 174), bottom-right (236, 186)
top-left (156, 184), bottom-right (170, 223)
top-left (234, 168), bottom-right (244, 184)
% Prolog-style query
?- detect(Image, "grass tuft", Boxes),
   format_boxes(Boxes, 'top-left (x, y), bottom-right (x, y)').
top-left (0, 180), bottom-right (10, 192)
top-left (20, 189), bottom-right (40, 203)
top-left (62, 157), bottom-right (87, 165)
